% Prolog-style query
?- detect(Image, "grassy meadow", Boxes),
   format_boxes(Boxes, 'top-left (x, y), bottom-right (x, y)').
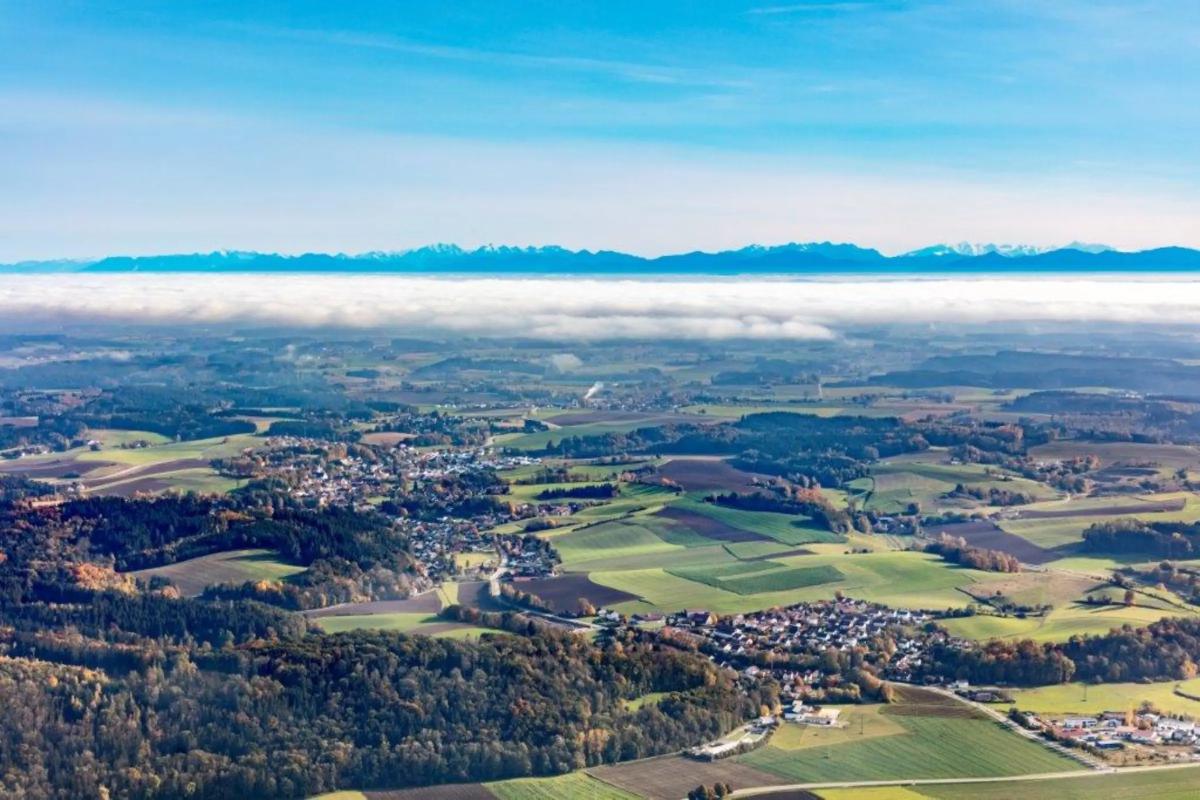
top-left (739, 705), bottom-right (1080, 783)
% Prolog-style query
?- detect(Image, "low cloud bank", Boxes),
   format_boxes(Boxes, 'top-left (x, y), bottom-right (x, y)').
top-left (1, 275), bottom-right (1199, 339)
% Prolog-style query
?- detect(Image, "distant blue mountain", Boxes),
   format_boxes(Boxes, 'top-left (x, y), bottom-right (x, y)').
top-left (4, 242), bottom-right (1200, 274)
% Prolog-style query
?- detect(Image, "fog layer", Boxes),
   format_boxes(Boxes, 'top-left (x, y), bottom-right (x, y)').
top-left (2, 275), bottom-right (1198, 339)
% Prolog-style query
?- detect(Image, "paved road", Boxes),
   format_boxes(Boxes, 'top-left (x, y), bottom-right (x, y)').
top-left (488, 558), bottom-right (597, 632)
top-left (729, 761), bottom-right (1200, 798)
top-left (922, 686), bottom-right (1108, 771)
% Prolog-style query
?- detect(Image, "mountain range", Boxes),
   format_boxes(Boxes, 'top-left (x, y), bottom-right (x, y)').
top-left (4, 242), bottom-right (1200, 274)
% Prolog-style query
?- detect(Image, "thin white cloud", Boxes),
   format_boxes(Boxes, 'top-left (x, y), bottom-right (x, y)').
top-left (748, 2), bottom-right (876, 15)
top-left (2, 275), bottom-right (1200, 340)
top-left (235, 24), bottom-right (752, 90)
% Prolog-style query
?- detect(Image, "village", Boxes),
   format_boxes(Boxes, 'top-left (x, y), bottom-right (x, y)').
top-left (228, 435), bottom-right (540, 509)
top-left (1025, 707), bottom-right (1200, 762)
top-left (657, 598), bottom-right (952, 685)
top-left (222, 436), bottom-right (555, 582)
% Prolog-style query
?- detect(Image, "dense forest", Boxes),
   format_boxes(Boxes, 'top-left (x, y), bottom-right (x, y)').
top-left (1083, 518), bottom-right (1200, 558)
top-left (0, 625), bottom-right (766, 799)
top-left (536, 413), bottom-right (1032, 489)
top-left (0, 483), bottom-right (767, 799)
top-left (922, 617), bottom-right (1200, 685)
top-left (0, 494), bottom-right (417, 611)
top-left (535, 483), bottom-right (618, 500)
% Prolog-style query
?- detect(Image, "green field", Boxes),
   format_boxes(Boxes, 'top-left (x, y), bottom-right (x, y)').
top-left (498, 420), bottom-right (685, 451)
top-left (312, 612), bottom-right (443, 633)
top-left (1000, 492), bottom-right (1200, 552)
top-left (551, 518), bottom-right (692, 569)
top-left (854, 459), bottom-right (1058, 515)
top-left (667, 559), bottom-right (782, 583)
top-left (771, 704), bottom-right (906, 750)
top-left (85, 428), bottom-right (173, 447)
top-left (668, 562), bottom-right (844, 595)
top-left (679, 403), bottom-right (844, 418)
top-left (313, 612), bottom-right (499, 640)
top-left (741, 713), bottom-right (1080, 782)
top-left (916, 766), bottom-right (1200, 800)
top-left (3, 432), bottom-right (257, 496)
top-left (819, 789), bottom-right (928, 800)
top-left (624, 691), bottom-right (669, 711)
top-left (75, 433), bottom-right (258, 466)
top-left (1009, 678), bottom-right (1200, 716)
top-left (595, 550), bottom-right (990, 616)
top-left (486, 771), bottom-right (640, 799)
top-left (671, 495), bottom-right (843, 546)
top-left (129, 548), bottom-right (305, 596)
top-left (942, 598), bottom-right (1197, 643)
top-left (722, 540), bottom-right (808, 560)
top-left (88, 467), bottom-right (247, 496)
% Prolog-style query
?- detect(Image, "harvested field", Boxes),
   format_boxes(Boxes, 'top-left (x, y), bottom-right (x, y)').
top-left (548, 411), bottom-right (708, 426)
top-left (360, 431), bottom-right (415, 446)
top-left (94, 477), bottom-right (172, 497)
top-left (884, 685), bottom-right (982, 719)
top-left (964, 572), bottom-right (1105, 611)
top-left (656, 457), bottom-right (779, 492)
top-left (312, 612), bottom-right (481, 635)
top-left (0, 457), bottom-right (115, 478)
top-left (305, 592), bottom-right (443, 618)
top-left (488, 772), bottom-right (640, 799)
top-left (511, 573), bottom-right (638, 615)
top-left (892, 403), bottom-right (973, 422)
top-left (456, 580), bottom-right (507, 612)
top-left (882, 701), bottom-right (981, 719)
top-left (129, 549), bottom-right (305, 596)
top-left (656, 506), bottom-right (770, 543)
top-left (81, 457), bottom-right (211, 489)
top-left (1014, 498), bottom-right (1186, 519)
top-left (923, 520), bottom-right (1057, 564)
top-left (1094, 465), bottom-right (1159, 479)
top-left (364, 784), bottom-right (496, 800)
top-left (1030, 441), bottom-right (1200, 470)
top-left (588, 755), bottom-right (784, 800)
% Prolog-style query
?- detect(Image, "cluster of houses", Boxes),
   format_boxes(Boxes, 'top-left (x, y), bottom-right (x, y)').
top-left (406, 517), bottom-right (499, 583)
top-left (0, 442), bottom-right (52, 460)
top-left (871, 514), bottom-right (920, 534)
top-left (498, 533), bottom-right (560, 579)
top-left (1042, 710), bottom-right (1200, 753)
top-left (232, 438), bottom-right (545, 582)
top-left (660, 599), bottom-right (951, 684)
top-left (244, 437), bottom-right (538, 510)
top-left (258, 443), bottom-right (400, 508)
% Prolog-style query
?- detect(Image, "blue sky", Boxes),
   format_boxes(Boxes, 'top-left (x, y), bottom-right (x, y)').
top-left (2, 1), bottom-right (1198, 260)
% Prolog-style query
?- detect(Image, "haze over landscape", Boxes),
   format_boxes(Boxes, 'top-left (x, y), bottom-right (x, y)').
top-left (6, 4), bottom-right (1200, 800)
